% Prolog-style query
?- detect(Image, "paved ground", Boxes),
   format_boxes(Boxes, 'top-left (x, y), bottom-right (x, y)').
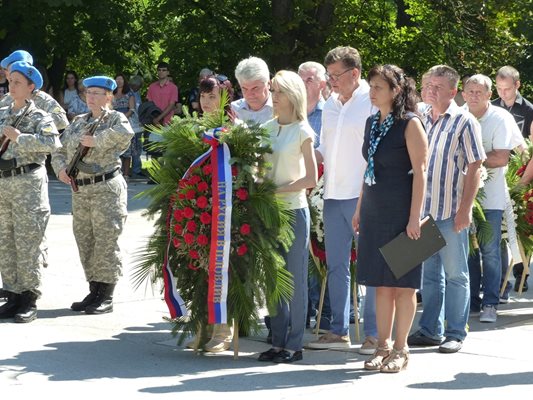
top-left (1, 179), bottom-right (532, 398)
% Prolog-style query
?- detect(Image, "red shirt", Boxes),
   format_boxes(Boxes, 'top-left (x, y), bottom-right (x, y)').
top-left (146, 79), bottom-right (179, 125)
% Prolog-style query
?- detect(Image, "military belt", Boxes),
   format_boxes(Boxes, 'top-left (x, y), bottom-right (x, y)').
top-left (0, 163), bottom-right (41, 179)
top-left (75, 168), bottom-right (121, 187)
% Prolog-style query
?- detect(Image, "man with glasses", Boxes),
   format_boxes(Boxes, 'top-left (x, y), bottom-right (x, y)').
top-left (146, 62), bottom-right (179, 126)
top-left (231, 56), bottom-right (272, 125)
top-left (307, 46), bottom-right (375, 351)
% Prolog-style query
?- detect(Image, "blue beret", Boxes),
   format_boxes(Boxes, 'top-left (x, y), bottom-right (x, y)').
top-left (83, 76), bottom-right (117, 91)
top-left (10, 61), bottom-right (43, 90)
top-left (1, 50), bottom-right (33, 69)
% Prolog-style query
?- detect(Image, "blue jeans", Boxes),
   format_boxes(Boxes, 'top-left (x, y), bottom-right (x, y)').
top-left (323, 198), bottom-right (358, 336)
top-left (271, 207), bottom-right (310, 351)
top-left (363, 286), bottom-right (378, 338)
top-left (468, 210), bottom-right (503, 310)
top-left (419, 216), bottom-right (470, 341)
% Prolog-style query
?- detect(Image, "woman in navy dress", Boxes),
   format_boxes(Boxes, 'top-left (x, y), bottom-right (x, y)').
top-left (353, 65), bottom-right (428, 372)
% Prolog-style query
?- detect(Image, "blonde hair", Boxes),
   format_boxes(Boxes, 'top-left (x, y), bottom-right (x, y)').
top-left (271, 70), bottom-right (307, 122)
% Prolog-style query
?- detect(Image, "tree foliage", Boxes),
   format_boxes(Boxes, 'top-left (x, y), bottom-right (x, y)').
top-left (0, 0), bottom-right (531, 104)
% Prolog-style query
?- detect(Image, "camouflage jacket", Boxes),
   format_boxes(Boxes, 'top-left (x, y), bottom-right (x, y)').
top-left (0, 90), bottom-right (69, 131)
top-left (52, 109), bottom-right (133, 178)
top-left (0, 100), bottom-right (62, 166)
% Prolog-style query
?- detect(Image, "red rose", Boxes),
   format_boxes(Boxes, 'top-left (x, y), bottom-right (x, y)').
top-left (232, 165), bottom-right (239, 177)
top-left (197, 196), bottom-right (209, 209)
top-left (186, 220), bottom-right (197, 232)
top-left (184, 233), bottom-right (195, 245)
top-left (188, 264), bottom-right (199, 271)
top-left (350, 249), bottom-right (357, 262)
top-left (200, 212), bottom-right (212, 224)
top-left (236, 188), bottom-right (248, 201)
top-left (173, 224), bottom-right (183, 235)
top-left (183, 207), bottom-right (194, 219)
top-left (172, 238), bottom-right (181, 248)
top-left (189, 250), bottom-right (199, 259)
top-left (237, 243), bottom-right (248, 256)
top-left (173, 209), bottom-right (184, 222)
top-left (240, 224), bottom-right (251, 236)
top-left (202, 164), bottom-right (212, 175)
top-left (178, 193), bottom-right (186, 200)
top-left (197, 234), bottom-right (209, 246)
top-left (190, 175), bottom-right (201, 184)
top-left (186, 189), bottom-right (196, 200)
top-left (197, 181), bottom-right (209, 192)
top-left (178, 179), bottom-right (189, 189)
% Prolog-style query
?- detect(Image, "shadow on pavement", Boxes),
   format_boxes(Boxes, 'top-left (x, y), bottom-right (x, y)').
top-left (408, 371), bottom-right (533, 390)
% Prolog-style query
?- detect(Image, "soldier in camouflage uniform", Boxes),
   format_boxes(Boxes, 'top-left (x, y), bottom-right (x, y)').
top-left (0, 61), bottom-right (61, 323)
top-left (0, 51), bottom-right (68, 301)
top-left (52, 76), bottom-right (133, 314)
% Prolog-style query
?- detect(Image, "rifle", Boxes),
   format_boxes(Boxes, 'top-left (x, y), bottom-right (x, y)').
top-left (0, 99), bottom-right (32, 158)
top-left (65, 107), bottom-right (107, 192)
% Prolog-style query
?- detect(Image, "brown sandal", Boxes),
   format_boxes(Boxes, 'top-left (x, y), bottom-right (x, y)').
top-left (381, 348), bottom-right (409, 373)
top-left (364, 345), bottom-right (392, 370)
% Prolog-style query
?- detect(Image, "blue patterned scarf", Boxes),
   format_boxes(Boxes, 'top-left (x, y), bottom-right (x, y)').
top-left (364, 112), bottom-right (395, 186)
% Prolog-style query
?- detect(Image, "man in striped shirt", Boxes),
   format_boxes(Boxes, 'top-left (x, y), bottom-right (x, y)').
top-left (408, 65), bottom-right (486, 354)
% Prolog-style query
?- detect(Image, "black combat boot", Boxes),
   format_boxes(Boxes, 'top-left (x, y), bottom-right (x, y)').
top-left (14, 291), bottom-right (38, 323)
top-left (71, 281), bottom-right (100, 311)
top-left (0, 291), bottom-right (20, 319)
top-left (85, 283), bottom-right (115, 314)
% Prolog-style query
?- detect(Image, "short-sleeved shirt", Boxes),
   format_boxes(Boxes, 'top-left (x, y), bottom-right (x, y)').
top-left (469, 104), bottom-right (518, 210)
top-left (146, 80), bottom-right (179, 125)
top-left (231, 95), bottom-right (273, 125)
top-left (308, 98), bottom-right (325, 148)
top-left (423, 101), bottom-right (486, 220)
top-left (492, 92), bottom-right (533, 139)
top-left (263, 118), bottom-right (314, 209)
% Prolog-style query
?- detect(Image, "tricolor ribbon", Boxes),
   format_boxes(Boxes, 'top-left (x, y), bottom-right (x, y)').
top-left (162, 127), bottom-right (232, 323)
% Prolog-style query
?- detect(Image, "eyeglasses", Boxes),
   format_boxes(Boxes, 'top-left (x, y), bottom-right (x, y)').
top-left (86, 90), bottom-right (107, 96)
top-left (325, 68), bottom-right (354, 82)
top-left (216, 74), bottom-right (228, 84)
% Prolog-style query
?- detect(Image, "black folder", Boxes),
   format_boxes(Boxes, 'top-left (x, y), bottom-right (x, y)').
top-left (379, 215), bottom-right (446, 280)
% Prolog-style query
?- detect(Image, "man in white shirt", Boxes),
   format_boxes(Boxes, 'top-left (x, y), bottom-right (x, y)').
top-left (463, 74), bottom-right (521, 323)
top-left (231, 57), bottom-right (273, 125)
top-left (306, 46), bottom-right (375, 350)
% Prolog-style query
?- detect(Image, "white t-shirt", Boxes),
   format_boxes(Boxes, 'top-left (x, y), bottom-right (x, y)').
top-left (475, 104), bottom-right (521, 210)
top-left (317, 80), bottom-right (375, 200)
top-left (263, 118), bottom-right (314, 210)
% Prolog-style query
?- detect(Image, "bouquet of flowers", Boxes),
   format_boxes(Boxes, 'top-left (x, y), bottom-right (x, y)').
top-left (133, 97), bottom-right (294, 345)
top-left (506, 140), bottom-right (533, 258)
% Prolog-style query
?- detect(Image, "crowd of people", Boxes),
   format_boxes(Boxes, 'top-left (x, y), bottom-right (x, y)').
top-left (0, 45), bottom-right (532, 373)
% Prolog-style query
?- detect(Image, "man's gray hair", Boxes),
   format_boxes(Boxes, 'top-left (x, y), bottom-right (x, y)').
top-left (324, 46), bottom-right (362, 71)
top-left (199, 68), bottom-right (213, 78)
top-left (298, 61), bottom-right (326, 82)
top-left (465, 74), bottom-right (492, 92)
top-left (427, 64), bottom-right (460, 89)
top-left (235, 56), bottom-right (270, 84)
top-left (496, 65), bottom-right (520, 83)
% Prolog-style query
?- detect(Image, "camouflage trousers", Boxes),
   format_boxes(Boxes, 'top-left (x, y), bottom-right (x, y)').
top-left (72, 175), bottom-right (128, 284)
top-left (0, 166), bottom-right (50, 295)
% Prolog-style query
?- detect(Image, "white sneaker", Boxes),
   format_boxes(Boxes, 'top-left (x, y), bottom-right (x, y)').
top-left (479, 305), bottom-right (497, 323)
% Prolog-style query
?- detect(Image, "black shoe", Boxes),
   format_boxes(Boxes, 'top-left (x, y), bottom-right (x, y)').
top-left (85, 283), bottom-right (115, 314)
top-left (273, 350), bottom-right (303, 363)
top-left (14, 291), bottom-right (38, 323)
top-left (0, 291), bottom-right (20, 319)
top-left (439, 337), bottom-right (463, 353)
top-left (407, 330), bottom-right (443, 346)
top-left (258, 348), bottom-right (281, 362)
top-left (71, 281), bottom-right (100, 311)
